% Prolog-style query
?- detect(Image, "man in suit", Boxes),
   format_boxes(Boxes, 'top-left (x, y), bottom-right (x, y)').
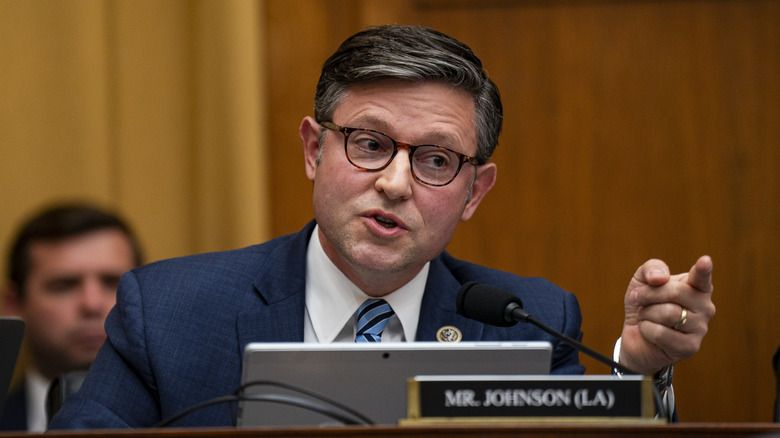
top-left (1, 204), bottom-right (142, 431)
top-left (49, 25), bottom-right (715, 429)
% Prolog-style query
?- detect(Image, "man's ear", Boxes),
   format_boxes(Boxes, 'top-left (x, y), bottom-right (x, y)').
top-left (461, 163), bottom-right (497, 222)
top-left (300, 116), bottom-right (322, 182)
top-left (3, 283), bottom-right (23, 317)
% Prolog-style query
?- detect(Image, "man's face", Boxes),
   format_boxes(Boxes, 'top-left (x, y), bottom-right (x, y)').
top-left (301, 80), bottom-right (497, 296)
top-left (10, 229), bottom-right (136, 378)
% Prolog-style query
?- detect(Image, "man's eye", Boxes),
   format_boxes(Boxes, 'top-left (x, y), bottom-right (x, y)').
top-left (428, 155), bottom-right (448, 168)
top-left (45, 279), bottom-right (80, 293)
top-left (357, 139), bottom-right (383, 152)
top-left (101, 275), bottom-right (122, 291)
top-left (416, 149), bottom-right (453, 169)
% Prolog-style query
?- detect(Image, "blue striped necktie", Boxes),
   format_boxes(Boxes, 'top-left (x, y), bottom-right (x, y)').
top-left (355, 299), bottom-right (394, 343)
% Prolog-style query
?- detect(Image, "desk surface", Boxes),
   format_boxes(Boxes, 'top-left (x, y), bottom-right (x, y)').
top-left (1, 423), bottom-right (778, 438)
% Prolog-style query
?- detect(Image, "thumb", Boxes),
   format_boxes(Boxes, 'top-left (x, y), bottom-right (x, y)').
top-left (633, 258), bottom-right (671, 287)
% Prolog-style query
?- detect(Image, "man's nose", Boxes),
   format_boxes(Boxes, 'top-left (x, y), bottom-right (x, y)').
top-left (80, 279), bottom-right (112, 314)
top-left (374, 148), bottom-right (414, 199)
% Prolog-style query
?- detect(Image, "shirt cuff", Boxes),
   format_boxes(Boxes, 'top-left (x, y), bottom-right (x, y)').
top-left (612, 337), bottom-right (676, 422)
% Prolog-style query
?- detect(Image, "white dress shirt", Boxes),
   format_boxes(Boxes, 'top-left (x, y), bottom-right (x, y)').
top-left (613, 337), bottom-right (675, 421)
top-left (303, 225), bottom-right (428, 343)
top-left (25, 368), bottom-right (51, 432)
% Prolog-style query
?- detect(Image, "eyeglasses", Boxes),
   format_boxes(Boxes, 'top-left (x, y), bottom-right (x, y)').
top-left (320, 121), bottom-right (480, 187)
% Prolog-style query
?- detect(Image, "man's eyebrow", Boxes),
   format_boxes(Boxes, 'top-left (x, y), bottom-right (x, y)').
top-left (348, 116), bottom-right (464, 149)
top-left (347, 115), bottom-right (390, 131)
top-left (420, 131), bottom-right (463, 148)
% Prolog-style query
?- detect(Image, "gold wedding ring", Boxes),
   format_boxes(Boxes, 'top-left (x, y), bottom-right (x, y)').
top-left (674, 307), bottom-right (688, 330)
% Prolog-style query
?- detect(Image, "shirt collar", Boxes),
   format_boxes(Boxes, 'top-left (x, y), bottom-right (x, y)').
top-left (305, 225), bottom-right (428, 343)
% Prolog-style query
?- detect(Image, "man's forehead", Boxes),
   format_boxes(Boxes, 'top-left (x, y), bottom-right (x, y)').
top-left (340, 80), bottom-right (476, 111)
top-left (335, 81), bottom-right (478, 150)
top-left (27, 231), bottom-right (134, 267)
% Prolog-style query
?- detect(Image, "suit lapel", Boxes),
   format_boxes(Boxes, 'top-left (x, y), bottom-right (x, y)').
top-left (415, 255), bottom-right (485, 341)
top-left (236, 222), bottom-right (315, 355)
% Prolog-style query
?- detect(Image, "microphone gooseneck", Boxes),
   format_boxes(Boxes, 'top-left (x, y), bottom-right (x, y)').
top-left (456, 281), bottom-right (669, 420)
top-left (456, 281), bottom-right (635, 375)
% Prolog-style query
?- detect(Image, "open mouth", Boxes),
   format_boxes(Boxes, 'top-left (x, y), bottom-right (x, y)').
top-left (373, 214), bottom-right (398, 228)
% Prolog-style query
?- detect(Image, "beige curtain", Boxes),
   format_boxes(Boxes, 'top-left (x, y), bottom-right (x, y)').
top-left (0, 0), bottom-right (270, 273)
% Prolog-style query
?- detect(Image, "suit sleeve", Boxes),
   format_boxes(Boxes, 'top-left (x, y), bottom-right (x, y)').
top-left (549, 291), bottom-right (586, 375)
top-left (49, 271), bottom-right (161, 429)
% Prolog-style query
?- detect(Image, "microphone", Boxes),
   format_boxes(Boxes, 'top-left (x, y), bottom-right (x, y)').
top-left (456, 281), bottom-right (636, 375)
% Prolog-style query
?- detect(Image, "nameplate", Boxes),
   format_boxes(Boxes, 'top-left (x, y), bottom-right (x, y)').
top-left (406, 375), bottom-right (656, 423)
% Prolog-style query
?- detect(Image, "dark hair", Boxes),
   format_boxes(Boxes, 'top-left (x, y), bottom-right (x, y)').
top-left (314, 25), bottom-right (503, 164)
top-left (7, 203), bottom-right (144, 295)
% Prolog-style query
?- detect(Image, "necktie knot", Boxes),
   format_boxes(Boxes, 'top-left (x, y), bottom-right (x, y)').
top-left (355, 299), bottom-right (394, 343)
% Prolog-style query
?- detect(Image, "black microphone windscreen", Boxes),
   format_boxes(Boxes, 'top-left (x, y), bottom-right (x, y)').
top-left (456, 282), bottom-right (523, 327)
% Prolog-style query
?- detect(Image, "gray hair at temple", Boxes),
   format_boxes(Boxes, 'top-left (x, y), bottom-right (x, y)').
top-left (314, 25), bottom-right (503, 164)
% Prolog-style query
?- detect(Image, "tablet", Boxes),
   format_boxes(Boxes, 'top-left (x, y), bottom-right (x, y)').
top-left (238, 341), bottom-right (552, 427)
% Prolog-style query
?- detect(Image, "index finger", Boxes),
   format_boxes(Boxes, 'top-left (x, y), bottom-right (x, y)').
top-left (687, 255), bottom-right (713, 293)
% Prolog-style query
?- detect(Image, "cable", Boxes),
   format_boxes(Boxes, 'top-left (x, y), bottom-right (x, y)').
top-left (238, 394), bottom-right (363, 425)
top-left (235, 380), bottom-right (374, 425)
top-left (153, 395), bottom-right (238, 428)
top-left (152, 380), bottom-right (374, 428)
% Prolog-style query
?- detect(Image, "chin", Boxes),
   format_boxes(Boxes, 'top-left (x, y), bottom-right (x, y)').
top-left (354, 253), bottom-right (419, 276)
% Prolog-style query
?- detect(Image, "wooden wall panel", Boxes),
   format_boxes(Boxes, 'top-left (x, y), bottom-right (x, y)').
top-left (0, 0), bottom-right (272, 273)
top-left (0, 1), bottom-right (115, 256)
top-left (415, 0), bottom-right (780, 423)
top-left (266, 0), bottom-right (780, 423)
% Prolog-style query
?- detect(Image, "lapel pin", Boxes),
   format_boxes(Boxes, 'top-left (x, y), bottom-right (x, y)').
top-left (435, 326), bottom-right (462, 343)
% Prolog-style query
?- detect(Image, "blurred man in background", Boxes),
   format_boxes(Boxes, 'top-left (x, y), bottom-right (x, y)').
top-left (0, 203), bottom-right (143, 431)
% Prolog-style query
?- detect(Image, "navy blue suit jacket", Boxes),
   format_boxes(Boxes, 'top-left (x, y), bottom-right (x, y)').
top-left (49, 221), bottom-right (584, 429)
